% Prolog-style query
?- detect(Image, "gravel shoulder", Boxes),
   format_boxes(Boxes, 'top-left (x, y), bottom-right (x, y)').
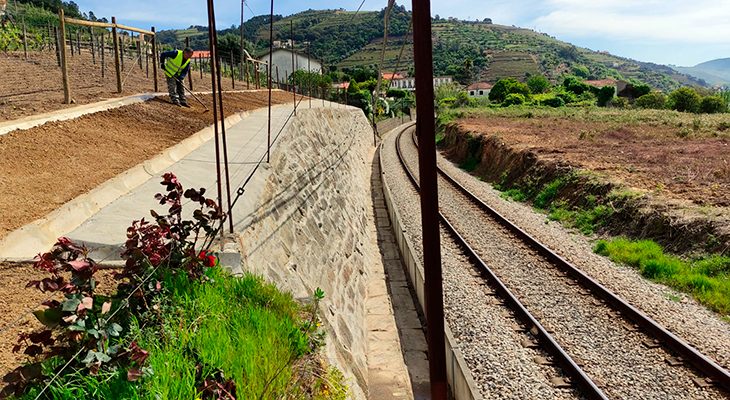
top-left (381, 125), bottom-right (730, 398)
top-left (381, 129), bottom-right (580, 399)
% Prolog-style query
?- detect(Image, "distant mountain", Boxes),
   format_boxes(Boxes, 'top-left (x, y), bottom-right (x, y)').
top-left (671, 58), bottom-right (730, 86)
top-left (158, 6), bottom-right (707, 93)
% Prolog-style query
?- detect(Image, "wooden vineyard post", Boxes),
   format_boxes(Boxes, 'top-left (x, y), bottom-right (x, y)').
top-left (186, 37), bottom-right (193, 91)
top-left (21, 18), bottom-right (27, 59)
top-left (231, 51), bottom-right (235, 89)
top-left (58, 10), bottom-right (71, 104)
top-left (198, 57), bottom-right (202, 79)
top-left (112, 17), bottom-right (122, 93)
top-left (101, 31), bottom-right (105, 78)
top-left (90, 27), bottom-right (95, 64)
top-left (246, 59), bottom-right (250, 89)
top-left (151, 27), bottom-right (158, 93)
top-left (68, 29), bottom-right (73, 56)
top-left (276, 66), bottom-right (279, 90)
top-left (137, 34), bottom-right (142, 70)
top-left (76, 31), bottom-right (80, 55)
top-left (145, 35), bottom-right (149, 77)
top-left (54, 27), bottom-right (61, 67)
top-left (119, 37), bottom-right (125, 71)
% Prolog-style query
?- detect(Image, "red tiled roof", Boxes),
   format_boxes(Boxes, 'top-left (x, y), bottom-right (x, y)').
top-left (382, 72), bottom-right (404, 80)
top-left (583, 79), bottom-right (616, 87)
top-left (191, 51), bottom-right (210, 59)
top-left (466, 82), bottom-right (493, 90)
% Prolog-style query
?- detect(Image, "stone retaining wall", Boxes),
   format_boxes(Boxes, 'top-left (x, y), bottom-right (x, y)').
top-left (376, 114), bottom-right (413, 136)
top-left (235, 107), bottom-right (375, 398)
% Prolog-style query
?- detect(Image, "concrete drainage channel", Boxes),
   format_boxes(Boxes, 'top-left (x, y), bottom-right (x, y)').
top-left (379, 124), bottom-right (482, 400)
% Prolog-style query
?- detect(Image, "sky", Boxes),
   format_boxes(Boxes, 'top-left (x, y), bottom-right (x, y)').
top-left (70, 0), bottom-right (730, 67)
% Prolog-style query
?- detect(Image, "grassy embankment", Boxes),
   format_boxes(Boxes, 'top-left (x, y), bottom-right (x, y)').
top-left (18, 269), bottom-right (347, 400)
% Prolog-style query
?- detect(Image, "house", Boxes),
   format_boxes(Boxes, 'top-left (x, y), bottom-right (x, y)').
top-left (381, 72), bottom-right (404, 81)
top-left (583, 79), bottom-right (630, 96)
top-left (191, 51), bottom-right (211, 60)
top-left (390, 75), bottom-right (453, 91)
top-left (256, 48), bottom-right (324, 84)
top-left (466, 82), bottom-right (493, 97)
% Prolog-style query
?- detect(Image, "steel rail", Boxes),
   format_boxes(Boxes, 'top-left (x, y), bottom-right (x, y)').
top-left (409, 129), bottom-right (730, 392)
top-left (394, 125), bottom-right (609, 399)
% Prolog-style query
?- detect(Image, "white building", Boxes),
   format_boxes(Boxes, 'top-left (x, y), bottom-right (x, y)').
top-left (390, 76), bottom-right (453, 91)
top-left (257, 48), bottom-right (324, 84)
top-left (466, 82), bottom-right (493, 97)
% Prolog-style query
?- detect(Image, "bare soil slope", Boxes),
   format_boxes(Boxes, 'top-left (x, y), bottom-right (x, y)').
top-left (1, 50), bottom-right (250, 122)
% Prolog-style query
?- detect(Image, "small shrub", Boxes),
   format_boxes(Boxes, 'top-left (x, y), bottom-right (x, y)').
top-left (534, 176), bottom-right (567, 209)
top-left (541, 96), bottom-right (565, 108)
top-left (635, 92), bottom-right (668, 109)
top-left (527, 75), bottom-right (551, 94)
top-left (669, 87), bottom-right (701, 113)
top-left (597, 85), bottom-right (616, 107)
top-left (489, 78), bottom-right (531, 103)
top-left (502, 93), bottom-right (526, 107)
top-left (700, 95), bottom-right (726, 114)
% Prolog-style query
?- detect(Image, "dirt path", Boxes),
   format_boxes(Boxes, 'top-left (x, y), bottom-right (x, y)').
top-left (0, 90), bottom-right (295, 241)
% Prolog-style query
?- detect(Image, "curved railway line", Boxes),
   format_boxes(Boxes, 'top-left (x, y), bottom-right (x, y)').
top-left (390, 124), bottom-right (730, 399)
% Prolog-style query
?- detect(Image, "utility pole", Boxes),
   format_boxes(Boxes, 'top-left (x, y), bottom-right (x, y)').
top-left (291, 20), bottom-right (296, 115)
top-left (240, 0), bottom-right (245, 84)
top-left (267, 0), bottom-right (274, 163)
top-left (411, 0), bottom-right (447, 399)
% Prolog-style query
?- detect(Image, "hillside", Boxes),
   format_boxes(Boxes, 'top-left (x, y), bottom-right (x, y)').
top-left (155, 6), bottom-right (706, 93)
top-left (672, 58), bottom-right (730, 86)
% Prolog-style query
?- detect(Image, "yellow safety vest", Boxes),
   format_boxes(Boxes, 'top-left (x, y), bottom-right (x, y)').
top-left (164, 50), bottom-right (190, 78)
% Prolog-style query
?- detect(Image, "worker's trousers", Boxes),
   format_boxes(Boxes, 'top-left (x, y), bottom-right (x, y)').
top-left (166, 76), bottom-right (187, 105)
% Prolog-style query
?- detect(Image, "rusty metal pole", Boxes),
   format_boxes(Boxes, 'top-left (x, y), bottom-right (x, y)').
top-left (206, 0), bottom-right (224, 225)
top-left (412, 0), bottom-right (447, 398)
top-left (240, 0), bottom-right (245, 84)
top-left (267, 0), bottom-right (274, 163)
top-left (58, 10), bottom-right (71, 104)
top-left (209, 0), bottom-right (234, 235)
top-left (151, 27), bottom-right (158, 92)
top-left (112, 18), bottom-right (122, 93)
top-left (291, 20), bottom-right (296, 116)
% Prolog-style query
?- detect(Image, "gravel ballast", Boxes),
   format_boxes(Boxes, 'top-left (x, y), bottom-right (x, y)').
top-left (381, 126), bottom-right (730, 399)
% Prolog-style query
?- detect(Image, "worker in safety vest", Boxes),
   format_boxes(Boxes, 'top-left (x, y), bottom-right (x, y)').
top-left (160, 47), bottom-right (194, 107)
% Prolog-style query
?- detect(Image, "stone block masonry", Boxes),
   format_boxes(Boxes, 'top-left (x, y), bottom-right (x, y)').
top-left (236, 107), bottom-right (377, 398)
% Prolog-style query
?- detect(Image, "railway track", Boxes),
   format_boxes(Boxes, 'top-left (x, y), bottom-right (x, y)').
top-left (392, 124), bottom-right (730, 399)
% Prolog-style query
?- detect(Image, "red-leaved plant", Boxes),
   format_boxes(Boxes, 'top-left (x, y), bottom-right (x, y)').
top-left (1, 173), bottom-right (224, 398)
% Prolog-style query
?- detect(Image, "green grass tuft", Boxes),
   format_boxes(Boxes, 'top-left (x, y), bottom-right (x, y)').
top-left (594, 238), bottom-right (730, 315)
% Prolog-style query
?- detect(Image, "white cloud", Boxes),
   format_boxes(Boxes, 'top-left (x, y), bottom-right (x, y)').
top-left (532, 0), bottom-right (730, 43)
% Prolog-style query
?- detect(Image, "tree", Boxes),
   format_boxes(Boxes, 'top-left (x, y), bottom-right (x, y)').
top-left (669, 87), bottom-right (701, 113)
top-left (632, 83), bottom-right (651, 98)
top-left (634, 92), bottom-right (667, 109)
top-left (527, 75), bottom-right (550, 94)
top-left (489, 78), bottom-right (530, 103)
top-left (596, 85), bottom-right (616, 107)
top-left (700, 95), bottom-right (726, 114)
top-left (563, 76), bottom-right (590, 95)
top-left (572, 65), bottom-right (590, 79)
top-left (347, 79), bottom-right (360, 93)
